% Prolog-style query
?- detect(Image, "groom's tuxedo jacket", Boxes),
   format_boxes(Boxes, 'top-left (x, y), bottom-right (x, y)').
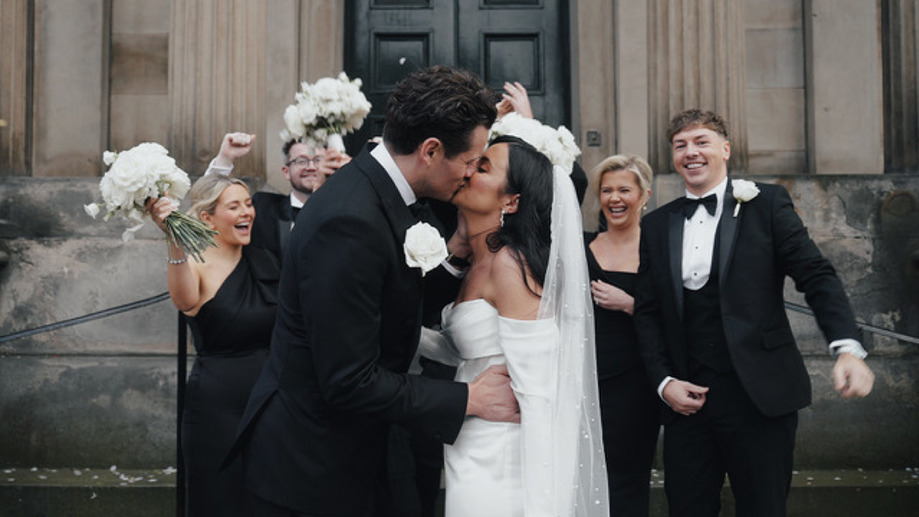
top-left (233, 147), bottom-right (468, 515)
top-left (633, 181), bottom-right (859, 421)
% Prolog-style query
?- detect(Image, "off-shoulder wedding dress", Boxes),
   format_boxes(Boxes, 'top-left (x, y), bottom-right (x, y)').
top-left (419, 165), bottom-right (610, 517)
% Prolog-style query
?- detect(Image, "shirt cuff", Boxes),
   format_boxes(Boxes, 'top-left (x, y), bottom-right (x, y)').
top-left (205, 158), bottom-right (233, 177)
top-left (829, 338), bottom-right (868, 360)
top-left (441, 260), bottom-right (467, 279)
top-left (657, 376), bottom-right (674, 407)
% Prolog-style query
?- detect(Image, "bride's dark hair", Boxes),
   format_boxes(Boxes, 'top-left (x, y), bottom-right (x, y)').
top-left (485, 135), bottom-right (554, 292)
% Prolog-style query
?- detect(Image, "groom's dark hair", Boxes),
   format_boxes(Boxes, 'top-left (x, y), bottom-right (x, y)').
top-left (383, 65), bottom-right (497, 158)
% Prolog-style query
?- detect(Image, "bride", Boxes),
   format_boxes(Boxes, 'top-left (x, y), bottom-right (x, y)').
top-left (421, 135), bottom-right (609, 516)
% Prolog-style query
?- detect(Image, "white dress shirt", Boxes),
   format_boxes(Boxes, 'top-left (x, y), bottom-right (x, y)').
top-left (681, 178), bottom-right (727, 290)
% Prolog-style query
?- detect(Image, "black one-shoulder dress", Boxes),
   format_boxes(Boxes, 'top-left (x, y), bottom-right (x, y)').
top-left (182, 246), bottom-right (278, 517)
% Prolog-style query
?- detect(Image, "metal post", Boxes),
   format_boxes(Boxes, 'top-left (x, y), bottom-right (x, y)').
top-left (176, 312), bottom-right (187, 517)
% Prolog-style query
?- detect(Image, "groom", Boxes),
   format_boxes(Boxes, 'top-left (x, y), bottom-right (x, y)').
top-left (232, 66), bottom-right (518, 516)
top-left (633, 109), bottom-right (874, 516)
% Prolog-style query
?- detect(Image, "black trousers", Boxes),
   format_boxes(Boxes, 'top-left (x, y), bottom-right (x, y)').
top-left (663, 365), bottom-right (798, 517)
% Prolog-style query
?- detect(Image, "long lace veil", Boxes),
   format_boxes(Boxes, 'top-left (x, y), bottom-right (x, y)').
top-left (537, 164), bottom-right (610, 516)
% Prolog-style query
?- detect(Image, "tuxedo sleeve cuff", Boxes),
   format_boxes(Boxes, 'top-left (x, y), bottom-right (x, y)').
top-left (657, 376), bottom-right (675, 407)
top-left (205, 158), bottom-right (234, 177)
top-left (829, 339), bottom-right (868, 360)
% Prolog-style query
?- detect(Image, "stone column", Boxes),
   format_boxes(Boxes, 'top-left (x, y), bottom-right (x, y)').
top-left (882, 0), bottom-right (919, 173)
top-left (169, 1), bottom-right (268, 176)
top-left (169, 1), bottom-right (343, 186)
top-left (0, 0), bottom-right (31, 176)
top-left (575, 0), bottom-right (650, 173)
top-left (647, 0), bottom-right (747, 176)
top-left (805, 0), bottom-right (883, 174)
top-left (31, 0), bottom-right (108, 177)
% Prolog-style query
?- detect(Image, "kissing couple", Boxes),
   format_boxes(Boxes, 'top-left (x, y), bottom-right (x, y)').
top-left (228, 65), bottom-right (609, 517)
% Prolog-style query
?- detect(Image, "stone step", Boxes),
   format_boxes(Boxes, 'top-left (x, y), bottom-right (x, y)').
top-left (0, 466), bottom-right (176, 517)
top-left (1, 467), bottom-right (916, 516)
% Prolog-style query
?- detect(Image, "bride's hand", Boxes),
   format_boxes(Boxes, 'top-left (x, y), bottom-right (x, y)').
top-left (466, 364), bottom-right (520, 423)
top-left (145, 196), bottom-right (180, 233)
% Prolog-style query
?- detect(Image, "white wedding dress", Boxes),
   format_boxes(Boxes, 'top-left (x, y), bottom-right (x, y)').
top-left (441, 299), bottom-right (558, 517)
top-left (418, 164), bottom-right (609, 517)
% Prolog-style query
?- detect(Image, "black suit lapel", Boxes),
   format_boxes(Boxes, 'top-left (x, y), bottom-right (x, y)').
top-left (668, 209), bottom-right (685, 320)
top-left (356, 151), bottom-right (421, 280)
top-left (278, 198), bottom-right (294, 253)
top-left (718, 182), bottom-right (740, 288)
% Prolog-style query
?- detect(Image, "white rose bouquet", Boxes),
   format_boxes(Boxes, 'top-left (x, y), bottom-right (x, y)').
top-left (84, 142), bottom-right (217, 262)
top-left (280, 72), bottom-right (372, 152)
top-left (489, 112), bottom-right (581, 173)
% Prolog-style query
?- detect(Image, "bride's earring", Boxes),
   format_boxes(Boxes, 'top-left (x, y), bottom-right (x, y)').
top-left (500, 209), bottom-right (506, 228)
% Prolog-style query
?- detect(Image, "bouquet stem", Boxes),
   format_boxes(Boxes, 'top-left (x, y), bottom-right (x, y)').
top-left (163, 211), bottom-right (218, 262)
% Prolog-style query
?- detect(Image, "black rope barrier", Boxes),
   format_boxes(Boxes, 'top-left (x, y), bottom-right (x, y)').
top-left (0, 292), bottom-right (171, 344)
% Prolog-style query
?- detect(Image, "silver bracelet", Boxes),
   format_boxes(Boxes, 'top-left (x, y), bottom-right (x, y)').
top-left (167, 257), bottom-right (188, 265)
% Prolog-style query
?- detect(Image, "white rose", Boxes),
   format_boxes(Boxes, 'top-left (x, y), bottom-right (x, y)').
top-left (283, 105), bottom-right (305, 139)
top-left (102, 151), bottom-right (118, 166)
top-left (731, 179), bottom-right (760, 217)
top-left (84, 203), bottom-right (100, 219)
top-left (404, 222), bottom-right (448, 276)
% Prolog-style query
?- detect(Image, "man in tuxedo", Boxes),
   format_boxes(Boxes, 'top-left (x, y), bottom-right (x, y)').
top-left (232, 65), bottom-right (519, 516)
top-left (206, 133), bottom-right (349, 261)
top-left (633, 109), bottom-right (875, 517)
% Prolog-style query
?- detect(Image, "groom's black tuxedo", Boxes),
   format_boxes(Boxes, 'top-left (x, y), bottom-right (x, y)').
top-left (635, 181), bottom-right (859, 419)
top-left (232, 146), bottom-right (468, 515)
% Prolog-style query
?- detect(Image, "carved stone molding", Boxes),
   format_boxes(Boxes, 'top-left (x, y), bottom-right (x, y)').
top-left (647, 0), bottom-right (747, 176)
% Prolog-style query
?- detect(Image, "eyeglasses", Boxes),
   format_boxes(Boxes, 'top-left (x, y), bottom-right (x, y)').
top-left (287, 156), bottom-right (322, 167)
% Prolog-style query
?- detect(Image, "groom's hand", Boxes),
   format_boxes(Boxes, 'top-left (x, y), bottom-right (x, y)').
top-left (466, 364), bottom-right (520, 423)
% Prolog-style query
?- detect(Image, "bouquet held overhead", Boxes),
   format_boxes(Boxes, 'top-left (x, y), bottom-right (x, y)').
top-left (280, 72), bottom-right (372, 152)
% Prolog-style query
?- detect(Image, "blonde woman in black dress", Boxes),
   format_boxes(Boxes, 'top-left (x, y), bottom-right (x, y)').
top-left (148, 175), bottom-right (278, 516)
top-left (583, 154), bottom-right (661, 516)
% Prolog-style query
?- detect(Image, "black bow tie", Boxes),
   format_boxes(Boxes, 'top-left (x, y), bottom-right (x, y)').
top-left (681, 194), bottom-right (717, 219)
top-left (409, 199), bottom-right (433, 222)
top-left (291, 205), bottom-right (301, 220)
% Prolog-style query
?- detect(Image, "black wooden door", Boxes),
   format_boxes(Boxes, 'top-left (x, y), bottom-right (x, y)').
top-left (344, 0), bottom-right (570, 152)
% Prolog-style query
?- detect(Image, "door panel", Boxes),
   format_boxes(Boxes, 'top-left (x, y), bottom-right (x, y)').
top-left (345, 0), bottom-right (569, 152)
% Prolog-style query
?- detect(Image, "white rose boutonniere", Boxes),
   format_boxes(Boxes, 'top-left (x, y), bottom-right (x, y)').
top-left (404, 222), bottom-right (448, 276)
top-left (731, 179), bottom-right (760, 218)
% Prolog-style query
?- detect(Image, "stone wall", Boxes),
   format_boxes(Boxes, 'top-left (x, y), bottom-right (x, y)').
top-left (1, 174), bottom-right (917, 469)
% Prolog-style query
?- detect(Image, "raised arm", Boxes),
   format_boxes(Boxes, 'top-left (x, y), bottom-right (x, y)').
top-left (206, 132), bottom-right (257, 175)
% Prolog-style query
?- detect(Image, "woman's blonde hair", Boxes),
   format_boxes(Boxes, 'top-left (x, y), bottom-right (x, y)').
top-left (582, 154), bottom-right (653, 231)
top-left (187, 175), bottom-right (250, 221)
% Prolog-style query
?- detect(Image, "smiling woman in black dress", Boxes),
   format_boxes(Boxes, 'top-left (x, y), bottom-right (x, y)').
top-left (148, 175), bottom-right (278, 516)
top-left (583, 154), bottom-right (661, 516)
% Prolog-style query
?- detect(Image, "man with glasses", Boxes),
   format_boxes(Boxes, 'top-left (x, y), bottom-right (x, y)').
top-left (206, 134), bottom-right (350, 261)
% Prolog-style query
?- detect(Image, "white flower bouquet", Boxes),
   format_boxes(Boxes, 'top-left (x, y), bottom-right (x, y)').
top-left (84, 142), bottom-right (217, 261)
top-left (280, 72), bottom-right (372, 152)
top-left (489, 113), bottom-right (581, 173)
